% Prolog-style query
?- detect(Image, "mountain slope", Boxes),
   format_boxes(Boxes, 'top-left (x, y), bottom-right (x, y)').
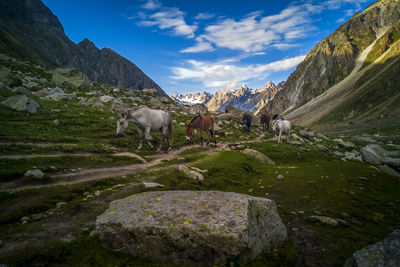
top-left (270, 0), bottom-right (400, 115)
top-left (0, 0), bottom-right (167, 97)
top-left (285, 25), bottom-right (400, 133)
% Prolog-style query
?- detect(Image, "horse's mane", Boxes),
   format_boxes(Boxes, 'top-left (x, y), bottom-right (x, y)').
top-left (190, 115), bottom-right (201, 124)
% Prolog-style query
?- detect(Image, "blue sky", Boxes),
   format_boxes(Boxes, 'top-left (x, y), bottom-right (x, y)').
top-left (42, 0), bottom-right (375, 95)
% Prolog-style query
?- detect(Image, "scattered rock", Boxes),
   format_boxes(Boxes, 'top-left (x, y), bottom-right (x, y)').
top-left (100, 95), bottom-right (114, 103)
top-left (277, 175), bottom-right (284, 180)
top-left (360, 144), bottom-right (399, 165)
top-left (53, 119), bottom-right (60, 126)
top-left (96, 190), bottom-right (287, 266)
top-left (344, 229), bottom-right (400, 267)
top-left (316, 132), bottom-right (329, 140)
top-left (344, 150), bottom-right (362, 161)
top-left (175, 165), bottom-right (204, 180)
top-left (52, 68), bottom-right (90, 89)
top-left (299, 129), bottom-right (314, 138)
top-left (383, 158), bottom-right (400, 168)
top-left (380, 165), bottom-right (400, 178)
top-left (188, 103), bottom-right (208, 115)
top-left (56, 202), bottom-right (67, 209)
top-left (32, 213), bottom-right (46, 221)
top-left (20, 216), bottom-right (32, 224)
top-left (315, 144), bottom-right (329, 152)
top-left (89, 230), bottom-right (98, 238)
top-left (338, 140), bottom-right (356, 150)
top-left (333, 151), bottom-right (344, 157)
top-left (142, 182), bottom-right (165, 188)
top-left (113, 88), bottom-right (120, 93)
top-left (309, 216), bottom-right (339, 226)
top-left (1, 95), bottom-right (40, 113)
top-left (190, 167), bottom-right (208, 173)
top-left (24, 169), bottom-right (44, 179)
top-left (242, 149), bottom-right (275, 165)
top-left (95, 191), bottom-right (101, 197)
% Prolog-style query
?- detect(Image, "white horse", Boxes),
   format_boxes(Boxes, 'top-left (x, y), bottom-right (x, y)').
top-left (272, 119), bottom-right (291, 143)
top-left (117, 106), bottom-right (173, 152)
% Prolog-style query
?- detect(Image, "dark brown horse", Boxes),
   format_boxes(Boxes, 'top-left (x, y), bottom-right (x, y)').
top-left (186, 115), bottom-right (216, 147)
top-left (260, 112), bottom-right (271, 131)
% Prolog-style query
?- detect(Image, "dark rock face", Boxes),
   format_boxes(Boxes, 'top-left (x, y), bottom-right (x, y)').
top-left (270, 0), bottom-right (400, 114)
top-left (345, 229), bottom-right (400, 267)
top-left (0, 0), bottom-right (168, 97)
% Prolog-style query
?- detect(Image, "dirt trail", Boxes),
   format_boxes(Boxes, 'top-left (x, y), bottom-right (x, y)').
top-left (285, 29), bottom-right (388, 126)
top-left (0, 141), bottom-right (78, 147)
top-left (0, 134), bottom-right (268, 192)
top-left (0, 152), bottom-right (147, 163)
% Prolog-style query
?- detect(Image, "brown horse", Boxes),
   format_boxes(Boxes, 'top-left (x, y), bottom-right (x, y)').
top-left (260, 112), bottom-right (271, 131)
top-left (186, 115), bottom-right (216, 147)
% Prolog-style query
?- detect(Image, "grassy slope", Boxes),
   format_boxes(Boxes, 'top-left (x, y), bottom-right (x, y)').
top-left (312, 38), bottom-right (400, 134)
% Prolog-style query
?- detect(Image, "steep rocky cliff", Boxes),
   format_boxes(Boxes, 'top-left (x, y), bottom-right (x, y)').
top-left (0, 0), bottom-right (167, 97)
top-left (270, 0), bottom-right (400, 114)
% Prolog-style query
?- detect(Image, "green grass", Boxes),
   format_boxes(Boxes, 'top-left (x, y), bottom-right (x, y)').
top-left (150, 142), bottom-right (400, 266)
top-left (0, 155), bottom-right (141, 181)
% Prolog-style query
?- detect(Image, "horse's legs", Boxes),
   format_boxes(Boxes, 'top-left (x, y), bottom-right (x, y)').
top-left (206, 129), bottom-right (211, 145)
top-left (278, 131), bottom-right (282, 143)
top-left (137, 127), bottom-right (143, 150)
top-left (157, 127), bottom-right (167, 152)
top-left (144, 127), bottom-right (153, 148)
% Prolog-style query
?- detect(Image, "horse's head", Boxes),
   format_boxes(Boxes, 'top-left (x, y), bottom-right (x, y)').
top-left (185, 121), bottom-right (193, 142)
top-left (116, 113), bottom-right (128, 136)
top-left (272, 120), bottom-right (277, 132)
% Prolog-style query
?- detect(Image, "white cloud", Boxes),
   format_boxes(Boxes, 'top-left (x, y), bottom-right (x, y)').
top-left (181, 3), bottom-right (320, 53)
top-left (170, 55), bottom-right (305, 89)
top-left (194, 12), bottom-right (215, 20)
top-left (180, 37), bottom-right (214, 53)
top-left (324, 0), bottom-right (366, 10)
top-left (138, 2), bottom-right (197, 38)
top-left (142, 0), bottom-right (161, 10)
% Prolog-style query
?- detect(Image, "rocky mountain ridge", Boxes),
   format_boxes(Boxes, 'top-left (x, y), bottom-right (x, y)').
top-left (0, 0), bottom-right (168, 97)
top-left (205, 81), bottom-right (284, 113)
top-left (171, 91), bottom-right (212, 105)
top-left (269, 0), bottom-right (400, 115)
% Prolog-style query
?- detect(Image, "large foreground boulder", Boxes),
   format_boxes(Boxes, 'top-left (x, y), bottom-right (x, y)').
top-left (96, 191), bottom-right (287, 266)
top-left (345, 229), bottom-right (400, 267)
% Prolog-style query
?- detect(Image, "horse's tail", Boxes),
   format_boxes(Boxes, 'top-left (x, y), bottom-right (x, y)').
top-left (168, 118), bottom-right (173, 146)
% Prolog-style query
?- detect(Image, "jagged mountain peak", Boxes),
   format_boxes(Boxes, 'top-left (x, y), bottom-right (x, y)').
top-left (0, 0), bottom-right (168, 97)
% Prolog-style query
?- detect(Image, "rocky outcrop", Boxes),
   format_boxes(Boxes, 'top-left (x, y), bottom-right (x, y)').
top-left (1, 95), bottom-right (40, 113)
top-left (270, 0), bottom-right (400, 114)
top-left (188, 103), bottom-right (208, 115)
top-left (51, 68), bottom-right (90, 89)
top-left (0, 0), bottom-right (168, 97)
top-left (345, 229), bottom-right (400, 267)
top-left (96, 190), bottom-right (287, 266)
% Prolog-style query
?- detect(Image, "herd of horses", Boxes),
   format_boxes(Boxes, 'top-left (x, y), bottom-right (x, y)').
top-left (116, 106), bottom-right (292, 151)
